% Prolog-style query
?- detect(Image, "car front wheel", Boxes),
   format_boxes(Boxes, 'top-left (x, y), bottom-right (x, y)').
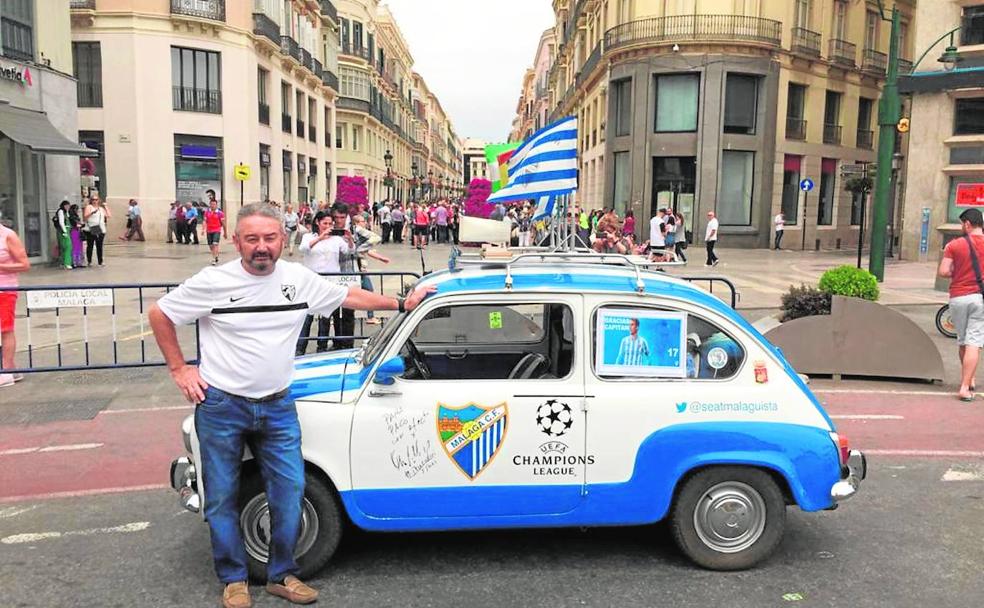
top-left (670, 467), bottom-right (785, 570)
top-left (238, 472), bottom-right (343, 581)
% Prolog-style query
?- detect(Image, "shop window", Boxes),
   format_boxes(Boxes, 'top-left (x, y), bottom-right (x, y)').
top-left (817, 158), bottom-right (837, 226)
top-left (954, 98), bottom-right (984, 135)
top-left (718, 151), bottom-right (754, 226)
top-left (948, 177), bottom-right (984, 222)
top-left (654, 74), bottom-right (699, 133)
top-left (613, 79), bottom-right (631, 137)
top-left (79, 130), bottom-right (106, 199)
top-left (283, 150), bottom-right (292, 204)
top-left (171, 46), bottom-right (221, 114)
top-left (950, 146), bottom-right (984, 165)
top-left (174, 135), bottom-right (222, 206)
top-left (723, 74), bottom-right (758, 135)
top-left (72, 42), bottom-right (102, 108)
top-left (850, 190), bottom-right (865, 226)
top-left (781, 155), bottom-right (801, 225)
top-left (259, 144), bottom-right (270, 202)
top-left (612, 151), bottom-right (630, 216)
top-left (592, 306), bottom-right (746, 381)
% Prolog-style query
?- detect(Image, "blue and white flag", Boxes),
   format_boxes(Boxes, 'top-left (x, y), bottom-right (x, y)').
top-left (532, 195), bottom-right (556, 221)
top-left (487, 116), bottom-right (578, 203)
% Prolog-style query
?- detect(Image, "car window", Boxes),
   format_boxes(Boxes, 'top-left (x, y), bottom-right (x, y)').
top-left (411, 304), bottom-right (545, 344)
top-left (592, 305), bottom-right (745, 380)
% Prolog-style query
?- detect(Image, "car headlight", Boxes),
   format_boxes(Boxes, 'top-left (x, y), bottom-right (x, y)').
top-left (181, 415), bottom-right (194, 454)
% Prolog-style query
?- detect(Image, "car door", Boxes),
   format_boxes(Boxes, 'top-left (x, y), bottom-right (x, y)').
top-left (349, 293), bottom-right (587, 522)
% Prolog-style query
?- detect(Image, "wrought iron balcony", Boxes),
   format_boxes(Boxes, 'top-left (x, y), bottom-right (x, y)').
top-left (605, 14), bottom-right (782, 52)
top-left (309, 126), bottom-right (316, 143)
top-left (301, 48), bottom-right (313, 72)
top-left (281, 35), bottom-right (301, 62)
top-left (170, 0), bottom-right (225, 22)
top-left (576, 42), bottom-right (603, 88)
top-left (172, 86), bottom-right (222, 114)
top-left (322, 70), bottom-right (338, 90)
top-left (296, 119), bottom-right (305, 137)
top-left (340, 41), bottom-right (370, 61)
top-left (823, 123), bottom-right (842, 145)
top-left (252, 12), bottom-right (280, 46)
top-left (828, 38), bottom-right (856, 67)
top-left (785, 117), bottom-right (807, 140)
top-left (899, 58), bottom-right (913, 74)
top-left (320, 0), bottom-right (337, 23)
top-left (282, 113), bottom-right (292, 133)
top-left (258, 102), bottom-right (270, 125)
top-left (862, 48), bottom-right (887, 75)
top-left (791, 27), bottom-right (821, 57)
top-left (71, 0), bottom-right (95, 9)
top-left (338, 96), bottom-right (370, 113)
top-left (856, 129), bottom-right (873, 149)
top-left (312, 58), bottom-right (323, 78)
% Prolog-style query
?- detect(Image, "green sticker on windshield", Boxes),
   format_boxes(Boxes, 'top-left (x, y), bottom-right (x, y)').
top-left (489, 311), bottom-right (503, 329)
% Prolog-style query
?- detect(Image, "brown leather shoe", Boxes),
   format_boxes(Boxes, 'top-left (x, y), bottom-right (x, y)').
top-left (222, 582), bottom-right (251, 608)
top-left (265, 575), bottom-right (319, 604)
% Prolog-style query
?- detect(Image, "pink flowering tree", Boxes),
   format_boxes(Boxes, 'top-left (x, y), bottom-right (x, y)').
top-left (463, 178), bottom-right (493, 219)
top-left (337, 176), bottom-right (368, 213)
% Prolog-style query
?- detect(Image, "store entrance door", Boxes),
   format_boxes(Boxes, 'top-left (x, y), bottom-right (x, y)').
top-left (652, 156), bottom-right (697, 234)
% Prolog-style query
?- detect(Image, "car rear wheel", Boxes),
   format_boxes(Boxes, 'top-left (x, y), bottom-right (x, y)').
top-left (238, 472), bottom-right (343, 582)
top-left (670, 467), bottom-right (785, 570)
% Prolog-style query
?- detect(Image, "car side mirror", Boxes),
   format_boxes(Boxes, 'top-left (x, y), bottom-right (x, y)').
top-left (374, 356), bottom-right (405, 385)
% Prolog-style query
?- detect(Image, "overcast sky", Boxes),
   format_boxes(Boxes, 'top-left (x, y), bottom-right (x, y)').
top-left (386, 0), bottom-right (554, 144)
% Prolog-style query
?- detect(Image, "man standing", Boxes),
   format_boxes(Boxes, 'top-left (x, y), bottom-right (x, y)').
top-left (938, 208), bottom-right (984, 401)
top-left (705, 211), bottom-right (719, 267)
top-left (615, 318), bottom-right (650, 366)
top-left (435, 201), bottom-right (449, 244)
top-left (378, 201), bottom-right (392, 244)
top-left (390, 204), bottom-right (405, 244)
top-left (175, 201), bottom-right (188, 244)
top-left (149, 203), bottom-right (434, 608)
top-left (120, 199), bottom-right (146, 241)
top-left (649, 208), bottom-right (666, 254)
top-left (167, 202), bottom-right (179, 244)
top-left (203, 192), bottom-right (227, 265)
top-left (184, 201), bottom-right (200, 245)
top-left (0, 221), bottom-right (29, 387)
top-left (774, 212), bottom-right (785, 250)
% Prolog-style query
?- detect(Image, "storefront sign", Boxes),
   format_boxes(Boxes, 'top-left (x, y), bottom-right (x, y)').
top-left (955, 183), bottom-right (984, 207)
top-left (27, 289), bottom-right (113, 309)
top-left (0, 62), bottom-right (32, 87)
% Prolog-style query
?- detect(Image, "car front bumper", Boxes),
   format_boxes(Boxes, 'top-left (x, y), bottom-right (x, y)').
top-left (170, 456), bottom-right (201, 513)
top-left (830, 449), bottom-right (867, 502)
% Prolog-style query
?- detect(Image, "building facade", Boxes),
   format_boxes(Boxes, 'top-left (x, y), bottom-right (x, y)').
top-left (462, 137), bottom-right (489, 185)
top-left (509, 29), bottom-right (555, 143)
top-left (513, 0), bottom-right (914, 249)
top-left (899, 1), bottom-right (984, 263)
top-left (1, 1), bottom-right (88, 262)
top-left (71, 0), bottom-right (340, 240)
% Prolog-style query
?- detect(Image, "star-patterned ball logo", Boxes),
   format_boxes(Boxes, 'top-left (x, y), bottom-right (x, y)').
top-left (536, 400), bottom-right (574, 437)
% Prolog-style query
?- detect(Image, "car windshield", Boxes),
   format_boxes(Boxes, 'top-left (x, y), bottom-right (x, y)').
top-left (363, 311), bottom-right (408, 365)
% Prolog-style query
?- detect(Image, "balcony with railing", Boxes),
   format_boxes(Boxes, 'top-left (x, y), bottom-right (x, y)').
top-left (856, 129), bottom-right (873, 149)
top-left (862, 48), bottom-right (887, 75)
top-left (576, 42), bottom-right (603, 88)
top-left (340, 41), bottom-right (370, 62)
top-left (823, 123), bottom-right (842, 145)
top-left (322, 70), bottom-right (338, 90)
top-left (338, 96), bottom-right (370, 113)
top-left (296, 119), bottom-right (305, 137)
top-left (786, 117), bottom-right (807, 140)
top-left (173, 86), bottom-right (222, 114)
top-left (282, 113), bottom-right (292, 133)
top-left (899, 58), bottom-right (913, 74)
top-left (170, 0), bottom-right (225, 22)
top-left (301, 48), bottom-right (313, 72)
top-left (308, 125), bottom-right (316, 143)
top-left (791, 27), bottom-right (821, 58)
top-left (320, 0), bottom-right (337, 23)
top-left (281, 35), bottom-right (301, 62)
top-left (258, 102), bottom-right (270, 125)
top-left (828, 39), bottom-right (856, 67)
top-left (605, 14), bottom-right (782, 52)
top-left (312, 58), bottom-right (323, 78)
top-left (70, 0), bottom-right (95, 8)
top-left (252, 12), bottom-right (280, 46)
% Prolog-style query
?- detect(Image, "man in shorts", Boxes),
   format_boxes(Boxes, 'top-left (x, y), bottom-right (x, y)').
top-left (0, 221), bottom-right (29, 387)
top-left (203, 190), bottom-right (227, 265)
top-left (939, 208), bottom-right (984, 401)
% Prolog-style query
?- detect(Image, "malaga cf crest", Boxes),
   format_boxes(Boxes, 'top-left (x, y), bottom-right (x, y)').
top-left (437, 402), bottom-right (508, 480)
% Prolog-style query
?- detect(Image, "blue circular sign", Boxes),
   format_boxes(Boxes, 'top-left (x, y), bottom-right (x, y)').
top-left (800, 178), bottom-right (815, 192)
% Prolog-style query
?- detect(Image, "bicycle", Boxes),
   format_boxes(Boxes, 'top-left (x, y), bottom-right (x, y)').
top-left (936, 304), bottom-right (957, 339)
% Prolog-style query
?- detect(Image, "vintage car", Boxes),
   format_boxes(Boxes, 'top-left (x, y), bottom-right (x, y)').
top-left (170, 254), bottom-right (866, 577)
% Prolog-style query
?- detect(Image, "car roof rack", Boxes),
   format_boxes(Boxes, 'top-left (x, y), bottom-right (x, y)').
top-left (454, 250), bottom-right (685, 293)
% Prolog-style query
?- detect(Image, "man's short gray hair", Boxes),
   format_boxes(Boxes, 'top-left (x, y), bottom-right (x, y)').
top-left (236, 202), bottom-right (285, 233)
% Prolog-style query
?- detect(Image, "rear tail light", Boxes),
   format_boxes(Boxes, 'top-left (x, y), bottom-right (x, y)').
top-left (830, 432), bottom-right (850, 465)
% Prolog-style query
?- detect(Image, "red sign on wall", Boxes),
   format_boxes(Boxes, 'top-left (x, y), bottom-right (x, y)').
top-left (956, 183), bottom-right (984, 207)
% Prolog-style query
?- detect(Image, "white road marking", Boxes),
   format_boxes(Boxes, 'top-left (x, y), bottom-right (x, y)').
top-left (830, 415), bottom-right (905, 420)
top-left (942, 469), bottom-right (983, 482)
top-left (867, 449), bottom-right (984, 458)
top-left (0, 483), bottom-right (169, 504)
top-left (1, 521), bottom-right (150, 545)
top-left (0, 443), bottom-right (103, 456)
top-left (0, 505), bottom-right (37, 520)
top-left (98, 406), bottom-right (192, 415)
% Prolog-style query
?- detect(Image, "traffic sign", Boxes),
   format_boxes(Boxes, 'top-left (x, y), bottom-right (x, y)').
top-left (898, 117), bottom-right (910, 133)
top-left (800, 178), bottom-right (814, 192)
top-left (234, 163), bottom-right (251, 181)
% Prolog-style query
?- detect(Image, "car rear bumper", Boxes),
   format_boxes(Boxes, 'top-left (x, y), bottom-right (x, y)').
top-left (830, 449), bottom-right (866, 502)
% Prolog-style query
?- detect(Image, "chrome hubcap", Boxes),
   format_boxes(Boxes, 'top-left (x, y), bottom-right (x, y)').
top-left (693, 481), bottom-right (766, 553)
top-left (241, 494), bottom-right (319, 563)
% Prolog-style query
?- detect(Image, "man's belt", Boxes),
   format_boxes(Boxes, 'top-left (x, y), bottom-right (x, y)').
top-left (236, 388), bottom-right (290, 403)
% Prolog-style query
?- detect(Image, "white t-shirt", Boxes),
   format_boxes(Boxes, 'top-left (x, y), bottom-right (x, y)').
top-left (774, 214), bottom-right (785, 232)
top-left (706, 218), bottom-right (719, 242)
top-left (157, 260), bottom-right (348, 398)
top-left (649, 215), bottom-right (666, 247)
top-left (379, 205), bottom-right (391, 224)
top-left (298, 232), bottom-right (351, 274)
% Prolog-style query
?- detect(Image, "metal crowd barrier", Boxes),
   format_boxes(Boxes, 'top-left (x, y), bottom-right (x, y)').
top-left (0, 270), bottom-right (421, 375)
top-left (678, 276), bottom-right (740, 309)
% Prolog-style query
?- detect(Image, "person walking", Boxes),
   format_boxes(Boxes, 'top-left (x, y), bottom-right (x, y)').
top-left (54, 201), bottom-right (72, 270)
top-left (673, 211), bottom-right (688, 263)
top-left (413, 203), bottom-right (429, 249)
top-left (175, 201), bottom-right (189, 244)
top-left (390, 204), bottom-right (405, 244)
top-left (435, 201), bottom-right (449, 244)
top-left (378, 201), bottom-right (392, 244)
top-left (120, 199), bottom-right (146, 241)
top-left (774, 212), bottom-right (785, 250)
top-left (184, 201), bottom-right (200, 245)
top-left (82, 194), bottom-right (110, 266)
top-left (705, 211), bottom-right (719, 267)
top-left (167, 202), bottom-right (179, 243)
top-left (149, 202), bottom-right (433, 608)
top-left (352, 214), bottom-right (390, 325)
top-left (450, 203), bottom-right (460, 245)
top-left (203, 195), bottom-right (227, 265)
top-left (0, 219), bottom-right (30, 388)
top-left (69, 204), bottom-right (85, 268)
top-left (295, 209), bottom-right (351, 355)
top-left (939, 208), bottom-right (984, 402)
top-left (283, 203), bottom-right (299, 256)
top-left (649, 208), bottom-right (666, 256)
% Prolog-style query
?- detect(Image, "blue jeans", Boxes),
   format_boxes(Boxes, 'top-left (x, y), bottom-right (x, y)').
top-left (195, 386), bottom-right (305, 584)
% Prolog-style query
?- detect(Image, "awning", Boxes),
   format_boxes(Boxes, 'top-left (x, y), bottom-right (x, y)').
top-left (0, 104), bottom-right (97, 156)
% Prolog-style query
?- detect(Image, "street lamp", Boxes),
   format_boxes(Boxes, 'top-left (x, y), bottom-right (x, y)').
top-left (411, 161), bottom-right (418, 201)
top-left (427, 170), bottom-right (433, 201)
top-left (384, 149), bottom-right (393, 202)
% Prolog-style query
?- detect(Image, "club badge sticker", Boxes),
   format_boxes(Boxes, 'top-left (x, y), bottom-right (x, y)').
top-left (595, 309), bottom-right (687, 377)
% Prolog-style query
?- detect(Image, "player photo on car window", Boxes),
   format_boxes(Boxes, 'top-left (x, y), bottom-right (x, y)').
top-left (595, 308), bottom-right (687, 378)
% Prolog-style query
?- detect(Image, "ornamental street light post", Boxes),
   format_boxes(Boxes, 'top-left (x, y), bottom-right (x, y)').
top-left (384, 149), bottom-right (393, 202)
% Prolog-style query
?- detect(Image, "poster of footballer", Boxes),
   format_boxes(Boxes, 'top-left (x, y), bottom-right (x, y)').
top-left (595, 309), bottom-right (687, 378)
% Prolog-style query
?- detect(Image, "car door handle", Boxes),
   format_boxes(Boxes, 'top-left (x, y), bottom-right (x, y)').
top-left (369, 387), bottom-right (402, 398)
top-left (445, 350), bottom-right (469, 360)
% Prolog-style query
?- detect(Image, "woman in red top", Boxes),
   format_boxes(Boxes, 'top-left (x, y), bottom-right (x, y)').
top-left (413, 203), bottom-right (430, 249)
top-left (202, 191), bottom-right (227, 265)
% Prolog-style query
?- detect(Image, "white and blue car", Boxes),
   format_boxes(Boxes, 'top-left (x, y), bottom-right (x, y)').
top-left (170, 255), bottom-right (866, 576)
